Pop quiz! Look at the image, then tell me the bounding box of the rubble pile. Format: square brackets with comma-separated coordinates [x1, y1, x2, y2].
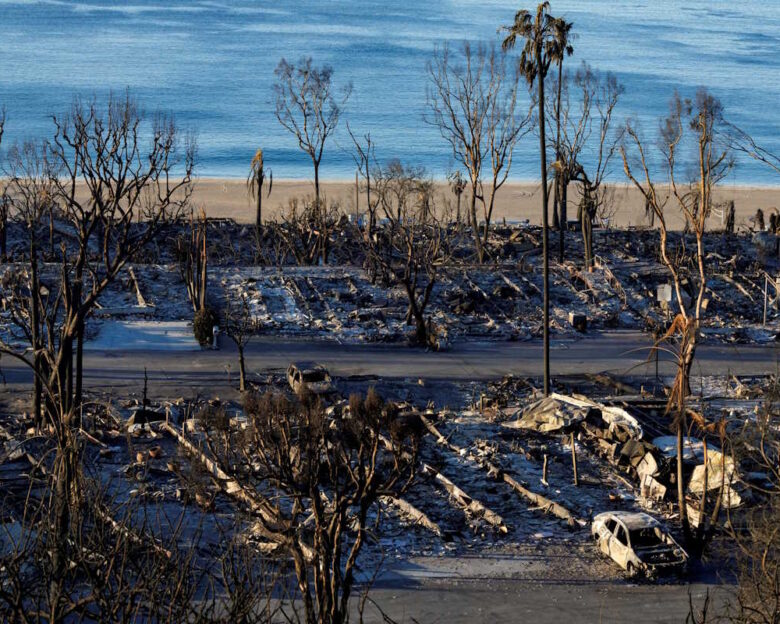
[498, 389, 757, 532]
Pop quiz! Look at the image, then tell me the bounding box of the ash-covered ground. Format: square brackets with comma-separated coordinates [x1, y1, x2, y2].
[1, 221, 778, 348]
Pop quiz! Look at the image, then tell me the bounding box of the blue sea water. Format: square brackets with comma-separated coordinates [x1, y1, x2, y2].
[1, 0, 779, 183]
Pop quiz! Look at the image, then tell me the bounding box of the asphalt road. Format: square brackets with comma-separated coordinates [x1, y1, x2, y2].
[359, 552, 730, 623]
[1, 331, 777, 394]
[362, 580, 725, 624]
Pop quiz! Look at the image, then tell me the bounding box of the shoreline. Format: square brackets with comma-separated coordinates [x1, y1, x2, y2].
[195, 175, 780, 190]
[189, 177, 780, 230]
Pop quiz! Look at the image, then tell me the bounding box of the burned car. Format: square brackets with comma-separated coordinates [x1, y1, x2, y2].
[592, 511, 688, 578]
[286, 362, 333, 395]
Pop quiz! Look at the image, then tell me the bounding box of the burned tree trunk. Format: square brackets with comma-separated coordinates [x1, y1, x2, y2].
[558, 175, 568, 262]
[581, 199, 594, 271]
[221, 295, 256, 392]
[725, 200, 735, 234]
[0, 204, 7, 261]
[177, 211, 209, 313]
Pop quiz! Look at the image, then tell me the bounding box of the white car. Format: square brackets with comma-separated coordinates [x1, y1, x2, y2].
[591, 511, 688, 578]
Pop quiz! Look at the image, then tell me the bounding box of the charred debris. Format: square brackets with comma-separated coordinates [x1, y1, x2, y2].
[1, 365, 775, 583]
[1, 217, 778, 347]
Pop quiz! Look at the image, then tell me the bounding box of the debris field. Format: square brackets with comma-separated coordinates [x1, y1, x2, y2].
[1, 368, 773, 583]
[1, 221, 778, 347]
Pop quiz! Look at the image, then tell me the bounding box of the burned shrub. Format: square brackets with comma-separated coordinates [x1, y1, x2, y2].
[195, 388, 420, 624]
[197, 402, 230, 432]
[274, 195, 343, 266]
[363, 164, 452, 347]
[193, 306, 217, 346]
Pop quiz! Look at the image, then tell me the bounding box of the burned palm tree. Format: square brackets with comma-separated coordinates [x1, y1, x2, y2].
[502, 2, 559, 396]
[247, 147, 272, 241]
[448, 170, 466, 225]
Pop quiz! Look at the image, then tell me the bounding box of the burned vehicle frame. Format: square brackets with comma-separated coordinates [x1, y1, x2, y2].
[286, 361, 334, 395]
[591, 511, 688, 578]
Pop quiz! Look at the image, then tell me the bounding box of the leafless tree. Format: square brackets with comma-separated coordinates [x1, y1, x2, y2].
[727, 124, 780, 234]
[373, 159, 428, 223]
[274, 57, 351, 263]
[427, 41, 530, 262]
[49, 94, 194, 412]
[727, 122, 780, 177]
[2, 140, 57, 431]
[687, 382, 780, 624]
[723, 384, 780, 624]
[0, 94, 194, 618]
[366, 168, 452, 348]
[550, 63, 623, 269]
[220, 293, 257, 392]
[0, 107, 8, 260]
[347, 123, 378, 237]
[176, 208, 209, 314]
[199, 389, 420, 624]
[621, 89, 733, 554]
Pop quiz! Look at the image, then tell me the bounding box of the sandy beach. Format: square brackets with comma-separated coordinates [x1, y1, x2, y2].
[191, 177, 780, 231]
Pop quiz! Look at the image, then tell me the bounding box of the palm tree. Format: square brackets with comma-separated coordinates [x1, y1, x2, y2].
[248, 148, 272, 240]
[551, 17, 574, 261]
[502, 2, 558, 396]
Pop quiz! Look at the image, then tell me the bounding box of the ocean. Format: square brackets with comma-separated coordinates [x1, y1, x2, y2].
[1, 0, 779, 183]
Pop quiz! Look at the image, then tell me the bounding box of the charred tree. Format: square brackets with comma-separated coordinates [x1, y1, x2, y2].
[621, 89, 733, 556]
[366, 166, 452, 348]
[427, 41, 529, 262]
[274, 57, 351, 264]
[220, 294, 257, 392]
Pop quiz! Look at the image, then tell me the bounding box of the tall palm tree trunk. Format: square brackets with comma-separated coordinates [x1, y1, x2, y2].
[556, 60, 565, 262]
[538, 63, 551, 396]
